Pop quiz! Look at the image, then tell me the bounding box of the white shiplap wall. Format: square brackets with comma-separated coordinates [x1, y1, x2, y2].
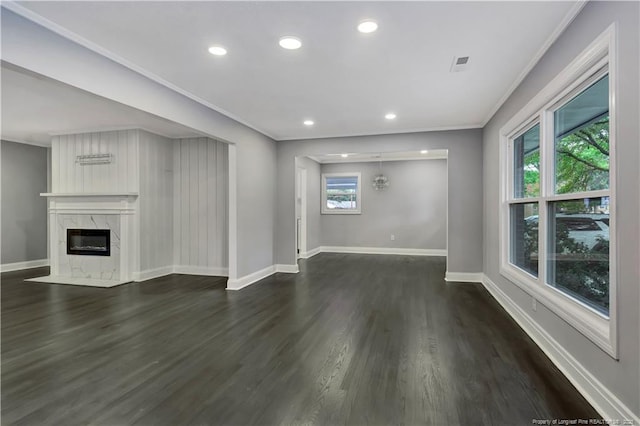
[173, 138, 228, 272]
[138, 130, 173, 273]
[52, 130, 139, 193]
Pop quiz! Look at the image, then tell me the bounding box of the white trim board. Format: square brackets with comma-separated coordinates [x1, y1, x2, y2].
[134, 265, 229, 282]
[320, 246, 447, 257]
[226, 263, 300, 291]
[0, 259, 49, 273]
[300, 247, 322, 259]
[444, 272, 483, 283]
[275, 264, 299, 274]
[133, 266, 174, 282]
[173, 265, 229, 277]
[482, 275, 639, 424]
[226, 265, 275, 291]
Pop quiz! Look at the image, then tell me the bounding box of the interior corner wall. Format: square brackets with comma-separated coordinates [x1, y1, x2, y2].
[296, 156, 321, 252]
[482, 1, 639, 416]
[319, 160, 447, 250]
[138, 130, 174, 273]
[173, 138, 228, 272]
[276, 129, 483, 273]
[0, 140, 48, 265]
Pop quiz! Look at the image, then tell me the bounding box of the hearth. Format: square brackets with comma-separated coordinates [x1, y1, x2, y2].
[67, 229, 110, 256]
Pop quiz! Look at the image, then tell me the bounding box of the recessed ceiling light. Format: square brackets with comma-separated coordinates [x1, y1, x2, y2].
[341, 153, 349, 158]
[279, 36, 302, 50]
[421, 150, 428, 154]
[303, 120, 314, 126]
[358, 20, 378, 33]
[208, 46, 227, 56]
[385, 113, 397, 120]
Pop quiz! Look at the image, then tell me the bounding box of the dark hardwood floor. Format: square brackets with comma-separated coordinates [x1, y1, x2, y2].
[2, 254, 598, 425]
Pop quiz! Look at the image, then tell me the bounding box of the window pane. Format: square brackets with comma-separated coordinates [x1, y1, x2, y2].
[326, 176, 358, 210]
[555, 75, 609, 194]
[513, 124, 540, 198]
[510, 203, 539, 276]
[547, 197, 610, 315]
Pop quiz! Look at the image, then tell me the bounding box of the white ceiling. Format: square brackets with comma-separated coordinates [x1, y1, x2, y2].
[8, 1, 581, 142]
[1, 64, 202, 146]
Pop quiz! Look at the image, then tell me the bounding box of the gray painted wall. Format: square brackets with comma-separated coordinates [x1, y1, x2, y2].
[1, 140, 48, 264]
[276, 129, 483, 273]
[296, 156, 321, 252]
[319, 160, 447, 250]
[482, 1, 639, 415]
[236, 137, 277, 276]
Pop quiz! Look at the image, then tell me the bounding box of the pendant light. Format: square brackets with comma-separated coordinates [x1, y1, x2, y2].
[372, 154, 389, 190]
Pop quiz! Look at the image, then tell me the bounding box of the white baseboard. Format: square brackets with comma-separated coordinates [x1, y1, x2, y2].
[0, 259, 49, 273]
[226, 263, 300, 291]
[482, 274, 639, 424]
[275, 264, 299, 273]
[444, 271, 483, 283]
[133, 266, 175, 282]
[300, 246, 321, 259]
[134, 265, 229, 282]
[320, 246, 447, 256]
[173, 265, 229, 277]
[227, 265, 276, 291]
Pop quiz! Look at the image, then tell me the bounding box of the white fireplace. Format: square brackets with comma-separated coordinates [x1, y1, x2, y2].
[28, 193, 138, 287]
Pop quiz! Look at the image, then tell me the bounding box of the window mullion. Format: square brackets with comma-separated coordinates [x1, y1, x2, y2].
[539, 110, 555, 288]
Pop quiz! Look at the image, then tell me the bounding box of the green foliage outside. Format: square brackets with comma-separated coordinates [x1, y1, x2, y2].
[520, 116, 610, 314]
[522, 116, 609, 196]
[555, 116, 609, 194]
[552, 224, 609, 312]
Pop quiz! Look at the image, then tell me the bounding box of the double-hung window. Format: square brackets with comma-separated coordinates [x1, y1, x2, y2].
[321, 172, 362, 214]
[500, 27, 617, 357]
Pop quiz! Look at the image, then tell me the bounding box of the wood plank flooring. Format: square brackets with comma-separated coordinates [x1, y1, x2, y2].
[1, 254, 599, 425]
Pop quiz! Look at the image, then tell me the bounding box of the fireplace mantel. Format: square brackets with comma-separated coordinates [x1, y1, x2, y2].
[28, 192, 140, 287]
[40, 192, 138, 198]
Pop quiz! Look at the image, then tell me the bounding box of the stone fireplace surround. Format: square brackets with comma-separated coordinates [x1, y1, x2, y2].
[27, 193, 138, 287]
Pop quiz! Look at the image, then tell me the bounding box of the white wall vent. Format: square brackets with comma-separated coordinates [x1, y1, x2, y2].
[451, 56, 470, 72]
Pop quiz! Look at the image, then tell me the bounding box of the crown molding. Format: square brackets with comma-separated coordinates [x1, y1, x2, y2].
[481, 0, 588, 127]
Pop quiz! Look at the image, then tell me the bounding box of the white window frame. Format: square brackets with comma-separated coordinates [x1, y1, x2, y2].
[321, 172, 362, 215]
[499, 25, 618, 358]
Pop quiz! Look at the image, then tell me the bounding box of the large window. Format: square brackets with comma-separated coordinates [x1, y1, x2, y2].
[321, 172, 361, 214]
[500, 28, 616, 357]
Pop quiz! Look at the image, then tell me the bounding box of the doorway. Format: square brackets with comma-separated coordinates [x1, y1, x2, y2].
[296, 166, 307, 259]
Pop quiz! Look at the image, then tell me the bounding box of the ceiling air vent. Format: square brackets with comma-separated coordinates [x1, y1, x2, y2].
[451, 55, 470, 72]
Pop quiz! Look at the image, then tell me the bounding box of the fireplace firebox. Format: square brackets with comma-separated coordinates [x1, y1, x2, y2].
[67, 229, 111, 256]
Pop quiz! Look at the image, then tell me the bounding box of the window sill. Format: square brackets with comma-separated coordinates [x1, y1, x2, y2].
[321, 210, 361, 215]
[499, 264, 616, 359]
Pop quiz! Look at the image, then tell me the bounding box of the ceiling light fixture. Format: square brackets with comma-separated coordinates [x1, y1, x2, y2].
[208, 46, 227, 56]
[358, 20, 378, 33]
[421, 150, 428, 154]
[303, 120, 314, 126]
[385, 113, 397, 120]
[372, 154, 389, 191]
[279, 36, 302, 50]
[341, 153, 349, 158]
